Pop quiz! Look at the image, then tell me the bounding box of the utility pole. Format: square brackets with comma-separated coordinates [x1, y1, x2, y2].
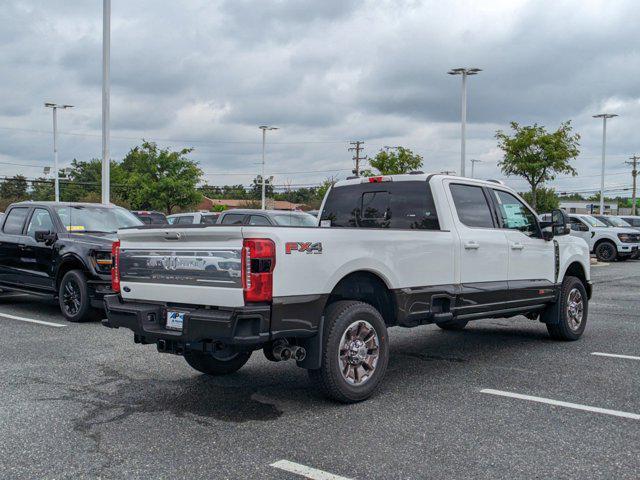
[349, 141, 365, 176]
[470, 159, 482, 178]
[259, 125, 278, 210]
[102, 0, 111, 204]
[44, 103, 73, 202]
[625, 155, 639, 215]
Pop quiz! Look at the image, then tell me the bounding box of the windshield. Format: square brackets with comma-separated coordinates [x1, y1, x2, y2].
[55, 205, 143, 233]
[582, 215, 607, 228]
[272, 213, 318, 227]
[604, 216, 631, 227]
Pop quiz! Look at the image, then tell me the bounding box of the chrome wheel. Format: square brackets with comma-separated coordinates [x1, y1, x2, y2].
[338, 320, 380, 385]
[62, 279, 81, 316]
[566, 288, 584, 331]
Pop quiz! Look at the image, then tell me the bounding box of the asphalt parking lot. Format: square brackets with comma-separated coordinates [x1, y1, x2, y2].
[1, 262, 638, 480]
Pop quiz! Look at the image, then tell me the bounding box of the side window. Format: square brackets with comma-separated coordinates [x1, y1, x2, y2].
[200, 215, 218, 225]
[167, 217, 177, 224]
[492, 190, 538, 236]
[3, 208, 29, 235]
[449, 184, 495, 228]
[27, 209, 54, 238]
[221, 214, 245, 225]
[248, 215, 271, 226]
[176, 216, 194, 225]
[570, 218, 588, 231]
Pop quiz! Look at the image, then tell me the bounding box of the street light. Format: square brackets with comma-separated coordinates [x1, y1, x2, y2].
[448, 67, 482, 177]
[259, 126, 278, 210]
[470, 158, 483, 178]
[593, 113, 618, 214]
[102, 0, 111, 204]
[44, 102, 73, 202]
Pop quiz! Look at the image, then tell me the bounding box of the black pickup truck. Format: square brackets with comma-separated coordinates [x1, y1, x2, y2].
[0, 201, 142, 321]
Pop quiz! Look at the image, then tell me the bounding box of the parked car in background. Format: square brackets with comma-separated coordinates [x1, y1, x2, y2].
[0, 202, 143, 321]
[593, 214, 633, 229]
[566, 214, 639, 261]
[131, 210, 168, 225]
[216, 209, 318, 226]
[167, 212, 220, 225]
[618, 215, 640, 230]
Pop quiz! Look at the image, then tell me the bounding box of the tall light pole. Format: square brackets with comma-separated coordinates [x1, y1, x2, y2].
[44, 103, 73, 202]
[102, 0, 111, 205]
[448, 67, 481, 177]
[470, 159, 483, 178]
[593, 113, 618, 214]
[259, 126, 278, 210]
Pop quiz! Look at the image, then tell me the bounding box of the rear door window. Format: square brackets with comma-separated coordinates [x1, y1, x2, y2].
[220, 214, 246, 225]
[200, 214, 218, 225]
[3, 207, 29, 235]
[176, 216, 194, 225]
[449, 184, 495, 228]
[320, 181, 439, 230]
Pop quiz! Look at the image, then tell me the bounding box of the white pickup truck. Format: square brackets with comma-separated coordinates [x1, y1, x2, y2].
[569, 214, 639, 262]
[104, 174, 592, 402]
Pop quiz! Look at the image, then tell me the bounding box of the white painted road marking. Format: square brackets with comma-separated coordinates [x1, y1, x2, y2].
[481, 389, 640, 420]
[592, 352, 640, 361]
[271, 460, 353, 480]
[0, 312, 67, 328]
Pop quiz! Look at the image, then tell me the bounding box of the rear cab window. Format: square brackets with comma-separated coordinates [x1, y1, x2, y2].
[2, 207, 29, 235]
[320, 180, 439, 230]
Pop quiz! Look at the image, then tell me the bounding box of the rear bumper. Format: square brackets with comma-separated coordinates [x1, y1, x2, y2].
[102, 294, 271, 348]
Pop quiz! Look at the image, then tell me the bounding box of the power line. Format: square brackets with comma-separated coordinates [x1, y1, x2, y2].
[624, 155, 639, 215]
[348, 141, 365, 176]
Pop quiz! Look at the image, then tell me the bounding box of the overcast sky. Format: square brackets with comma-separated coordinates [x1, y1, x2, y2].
[1, 0, 639, 195]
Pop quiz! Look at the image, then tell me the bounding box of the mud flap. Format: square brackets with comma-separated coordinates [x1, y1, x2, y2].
[296, 315, 324, 370]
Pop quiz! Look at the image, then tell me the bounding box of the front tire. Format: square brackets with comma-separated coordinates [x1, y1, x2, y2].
[184, 350, 251, 375]
[308, 300, 389, 403]
[594, 241, 617, 262]
[542, 275, 588, 341]
[58, 270, 93, 322]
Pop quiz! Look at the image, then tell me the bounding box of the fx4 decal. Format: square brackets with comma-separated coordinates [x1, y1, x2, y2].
[285, 242, 323, 254]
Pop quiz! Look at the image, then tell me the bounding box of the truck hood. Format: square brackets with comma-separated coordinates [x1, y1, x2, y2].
[67, 231, 117, 248]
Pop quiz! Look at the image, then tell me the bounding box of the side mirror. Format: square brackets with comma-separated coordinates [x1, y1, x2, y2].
[551, 209, 570, 236]
[35, 230, 57, 245]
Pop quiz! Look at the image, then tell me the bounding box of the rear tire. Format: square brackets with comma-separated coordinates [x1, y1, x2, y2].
[436, 319, 468, 331]
[184, 350, 251, 375]
[308, 300, 389, 403]
[594, 241, 617, 262]
[542, 275, 588, 341]
[58, 270, 93, 322]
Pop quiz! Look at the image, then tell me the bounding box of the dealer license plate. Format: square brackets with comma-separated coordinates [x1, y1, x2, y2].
[166, 311, 186, 331]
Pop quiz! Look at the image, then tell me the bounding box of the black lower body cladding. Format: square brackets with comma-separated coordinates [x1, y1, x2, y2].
[102, 294, 271, 347]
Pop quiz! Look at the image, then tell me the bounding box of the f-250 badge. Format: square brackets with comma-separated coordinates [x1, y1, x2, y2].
[285, 242, 323, 254]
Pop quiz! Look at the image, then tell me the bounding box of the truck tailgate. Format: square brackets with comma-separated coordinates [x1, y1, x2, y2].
[117, 227, 244, 307]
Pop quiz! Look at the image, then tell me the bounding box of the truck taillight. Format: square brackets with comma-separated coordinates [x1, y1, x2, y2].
[242, 238, 275, 303]
[111, 240, 121, 293]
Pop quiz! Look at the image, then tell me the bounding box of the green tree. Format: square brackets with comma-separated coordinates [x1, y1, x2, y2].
[30, 178, 54, 201]
[363, 147, 423, 176]
[0, 175, 29, 200]
[520, 187, 559, 213]
[120, 141, 202, 214]
[249, 175, 274, 200]
[496, 121, 579, 210]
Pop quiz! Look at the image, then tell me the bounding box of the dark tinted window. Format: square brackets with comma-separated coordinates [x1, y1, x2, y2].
[176, 216, 194, 225]
[221, 213, 246, 225]
[622, 217, 640, 227]
[320, 180, 439, 230]
[450, 184, 494, 228]
[200, 214, 218, 225]
[248, 215, 271, 226]
[3, 208, 29, 235]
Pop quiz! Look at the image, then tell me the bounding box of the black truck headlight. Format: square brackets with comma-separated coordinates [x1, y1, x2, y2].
[93, 251, 113, 273]
[617, 233, 633, 243]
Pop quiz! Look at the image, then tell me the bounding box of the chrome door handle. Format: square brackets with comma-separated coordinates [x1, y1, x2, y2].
[511, 242, 524, 250]
[464, 241, 480, 250]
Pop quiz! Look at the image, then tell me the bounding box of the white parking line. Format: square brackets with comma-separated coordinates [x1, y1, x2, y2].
[481, 389, 640, 420]
[591, 352, 640, 361]
[270, 460, 353, 480]
[0, 312, 66, 328]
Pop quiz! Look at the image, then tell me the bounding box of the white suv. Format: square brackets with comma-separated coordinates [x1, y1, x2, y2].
[568, 214, 640, 261]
